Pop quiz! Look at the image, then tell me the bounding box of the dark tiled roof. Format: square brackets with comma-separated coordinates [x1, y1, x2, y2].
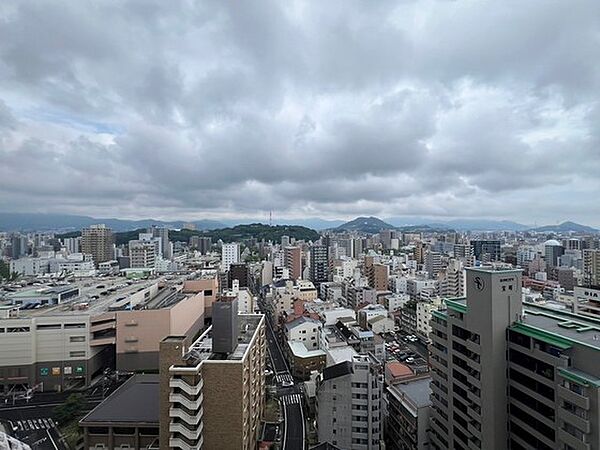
[322, 360, 353, 382]
[80, 374, 159, 425]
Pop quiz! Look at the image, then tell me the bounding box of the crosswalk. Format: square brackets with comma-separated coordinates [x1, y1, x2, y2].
[280, 393, 302, 406]
[12, 418, 54, 432]
[275, 373, 294, 384]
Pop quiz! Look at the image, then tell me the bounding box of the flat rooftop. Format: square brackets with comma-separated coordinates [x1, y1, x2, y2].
[388, 377, 432, 409]
[181, 314, 263, 365]
[516, 304, 600, 351]
[80, 374, 159, 425]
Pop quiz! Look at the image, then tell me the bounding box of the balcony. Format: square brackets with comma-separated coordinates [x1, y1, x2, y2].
[170, 378, 204, 396]
[170, 393, 204, 411]
[557, 428, 590, 450]
[169, 422, 204, 441]
[169, 436, 203, 450]
[169, 407, 203, 425]
[558, 385, 589, 410]
[558, 407, 591, 434]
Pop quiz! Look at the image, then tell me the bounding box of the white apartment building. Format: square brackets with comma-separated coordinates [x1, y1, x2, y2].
[221, 242, 240, 271]
[284, 316, 322, 349]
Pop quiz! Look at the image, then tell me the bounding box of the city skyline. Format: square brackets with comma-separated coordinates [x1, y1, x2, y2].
[1, 2, 600, 225]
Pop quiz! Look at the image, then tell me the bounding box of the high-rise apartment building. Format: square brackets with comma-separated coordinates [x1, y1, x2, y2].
[10, 234, 27, 259]
[221, 242, 240, 271]
[470, 240, 501, 262]
[429, 267, 600, 450]
[159, 299, 266, 450]
[429, 267, 523, 450]
[545, 239, 565, 271]
[583, 249, 600, 287]
[150, 226, 171, 259]
[317, 355, 383, 449]
[439, 259, 465, 298]
[453, 244, 474, 260]
[310, 245, 329, 286]
[284, 246, 302, 280]
[81, 224, 114, 266]
[425, 252, 443, 279]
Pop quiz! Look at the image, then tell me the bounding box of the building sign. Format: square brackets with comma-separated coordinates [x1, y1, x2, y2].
[52, 367, 61, 376]
[575, 286, 600, 301]
[64, 367, 72, 375]
[40, 368, 49, 376]
[473, 276, 485, 291]
[75, 366, 84, 374]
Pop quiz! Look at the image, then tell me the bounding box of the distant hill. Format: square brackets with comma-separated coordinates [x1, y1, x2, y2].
[529, 221, 598, 234]
[336, 216, 396, 234]
[58, 223, 320, 245]
[0, 212, 225, 232]
[218, 217, 345, 230]
[386, 217, 528, 231]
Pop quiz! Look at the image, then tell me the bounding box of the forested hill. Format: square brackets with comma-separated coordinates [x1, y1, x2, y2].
[57, 223, 320, 245]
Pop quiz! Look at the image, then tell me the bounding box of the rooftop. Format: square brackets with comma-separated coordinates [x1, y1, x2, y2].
[388, 377, 432, 411]
[181, 314, 263, 365]
[80, 374, 159, 425]
[514, 304, 600, 352]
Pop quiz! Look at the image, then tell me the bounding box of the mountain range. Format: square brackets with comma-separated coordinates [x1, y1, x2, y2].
[0, 213, 226, 232]
[0, 212, 597, 234]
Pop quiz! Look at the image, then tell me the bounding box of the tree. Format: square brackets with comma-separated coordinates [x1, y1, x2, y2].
[53, 393, 86, 425]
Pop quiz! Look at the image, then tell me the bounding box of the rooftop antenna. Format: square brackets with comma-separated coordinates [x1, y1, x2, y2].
[269, 210, 272, 227]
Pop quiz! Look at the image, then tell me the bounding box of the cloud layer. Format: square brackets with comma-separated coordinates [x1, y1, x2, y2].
[1, 1, 599, 224]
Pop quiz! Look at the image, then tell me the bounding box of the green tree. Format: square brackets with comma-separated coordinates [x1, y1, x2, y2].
[53, 393, 86, 425]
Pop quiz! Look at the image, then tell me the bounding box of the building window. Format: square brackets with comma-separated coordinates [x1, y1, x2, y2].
[70, 336, 86, 343]
[69, 351, 86, 358]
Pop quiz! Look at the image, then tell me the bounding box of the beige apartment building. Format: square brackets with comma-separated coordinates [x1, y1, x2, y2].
[159, 298, 266, 450]
[81, 224, 115, 266]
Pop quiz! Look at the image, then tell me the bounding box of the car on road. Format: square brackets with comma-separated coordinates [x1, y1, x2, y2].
[282, 380, 294, 387]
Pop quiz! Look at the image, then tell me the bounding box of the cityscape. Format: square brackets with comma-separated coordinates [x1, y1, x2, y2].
[1, 218, 600, 450]
[1, 1, 600, 450]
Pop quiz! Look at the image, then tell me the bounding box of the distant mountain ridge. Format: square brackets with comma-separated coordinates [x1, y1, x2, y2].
[0, 213, 225, 232]
[528, 221, 598, 233]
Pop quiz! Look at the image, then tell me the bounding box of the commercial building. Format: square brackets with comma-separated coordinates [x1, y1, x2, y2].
[0, 311, 109, 392]
[0, 283, 206, 392]
[284, 246, 302, 281]
[310, 245, 329, 286]
[316, 354, 383, 449]
[159, 299, 266, 450]
[429, 266, 600, 450]
[81, 224, 114, 267]
[470, 240, 501, 262]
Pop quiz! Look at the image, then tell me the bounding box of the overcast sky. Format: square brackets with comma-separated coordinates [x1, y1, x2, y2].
[1, 1, 599, 225]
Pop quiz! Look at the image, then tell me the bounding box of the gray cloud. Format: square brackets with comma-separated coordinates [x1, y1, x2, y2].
[0, 0, 599, 225]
